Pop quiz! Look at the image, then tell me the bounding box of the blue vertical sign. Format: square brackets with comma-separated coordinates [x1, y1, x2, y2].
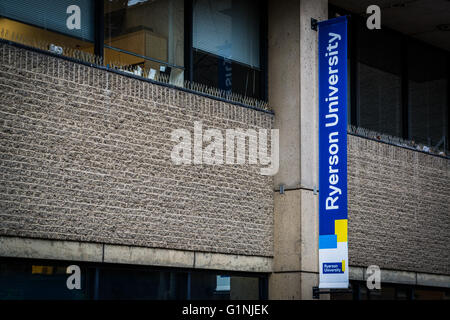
[318, 16, 348, 289]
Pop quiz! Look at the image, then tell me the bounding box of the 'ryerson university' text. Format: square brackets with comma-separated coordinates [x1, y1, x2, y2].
[324, 32, 342, 210]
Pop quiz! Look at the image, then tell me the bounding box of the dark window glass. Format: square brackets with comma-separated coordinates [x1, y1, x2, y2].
[407, 41, 448, 150]
[414, 287, 450, 300]
[99, 267, 187, 300]
[104, 0, 184, 85]
[356, 21, 402, 137]
[0, 260, 91, 300]
[190, 272, 261, 300]
[0, 259, 268, 300]
[368, 285, 396, 300]
[0, 0, 94, 57]
[192, 0, 264, 100]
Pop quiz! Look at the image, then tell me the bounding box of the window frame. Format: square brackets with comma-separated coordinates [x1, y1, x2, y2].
[183, 0, 268, 101]
[331, 5, 450, 151]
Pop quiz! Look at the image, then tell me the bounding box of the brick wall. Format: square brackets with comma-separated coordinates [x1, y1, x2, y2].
[0, 43, 274, 257]
[348, 135, 450, 275]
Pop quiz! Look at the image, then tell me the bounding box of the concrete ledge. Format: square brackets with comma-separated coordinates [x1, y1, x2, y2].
[4, 235, 448, 283]
[371, 269, 416, 286]
[0, 236, 103, 262]
[0, 236, 272, 273]
[350, 266, 450, 288]
[417, 273, 450, 288]
[195, 252, 273, 273]
[349, 266, 364, 281]
[103, 244, 194, 269]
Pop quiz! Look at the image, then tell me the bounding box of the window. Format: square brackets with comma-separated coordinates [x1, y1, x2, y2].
[331, 6, 449, 153]
[355, 18, 403, 138]
[191, 0, 266, 100]
[408, 41, 448, 148]
[1, 0, 268, 102]
[0, 260, 90, 300]
[0, 258, 268, 300]
[190, 272, 262, 300]
[104, 0, 184, 85]
[99, 267, 188, 300]
[0, 0, 95, 57]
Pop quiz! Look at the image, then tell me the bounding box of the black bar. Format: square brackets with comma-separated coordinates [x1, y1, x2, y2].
[93, 267, 100, 300]
[184, 0, 193, 82]
[313, 286, 353, 299]
[259, 276, 268, 300]
[1, 300, 445, 318]
[311, 18, 318, 31]
[94, 0, 104, 61]
[401, 36, 409, 140]
[353, 282, 361, 300]
[186, 272, 191, 300]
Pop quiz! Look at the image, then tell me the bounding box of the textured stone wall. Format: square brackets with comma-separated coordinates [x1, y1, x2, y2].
[348, 135, 450, 275]
[1, 43, 449, 275]
[0, 44, 274, 257]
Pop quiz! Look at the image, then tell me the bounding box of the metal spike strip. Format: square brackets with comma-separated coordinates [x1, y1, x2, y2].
[0, 27, 271, 111]
[348, 125, 447, 157]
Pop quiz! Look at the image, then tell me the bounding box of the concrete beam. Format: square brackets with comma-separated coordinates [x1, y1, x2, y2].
[269, 272, 302, 299]
[0, 236, 103, 262]
[269, 0, 301, 187]
[349, 266, 364, 281]
[417, 273, 450, 289]
[103, 244, 194, 269]
[300, 189, 319, 273]
[194, 252, 273, 273]
[0, 236, 272, 273]
[370, 269, 416, 286]
[273, 190, 302, 272]
[299, 0, 327, 190]
[350, 266, 450, 288]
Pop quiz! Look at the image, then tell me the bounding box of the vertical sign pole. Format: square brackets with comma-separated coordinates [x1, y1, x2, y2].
[318, 16, 349, 289]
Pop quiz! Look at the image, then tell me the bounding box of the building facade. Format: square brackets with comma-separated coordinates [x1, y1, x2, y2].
[0, 0, 449, 300]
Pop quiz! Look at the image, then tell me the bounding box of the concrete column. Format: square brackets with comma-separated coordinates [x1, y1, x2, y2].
[268, 0, 327, 300]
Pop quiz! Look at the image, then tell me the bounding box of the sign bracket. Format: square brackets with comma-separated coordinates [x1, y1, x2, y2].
[311, 18, 318, 31]
[312, 286, 353, 299]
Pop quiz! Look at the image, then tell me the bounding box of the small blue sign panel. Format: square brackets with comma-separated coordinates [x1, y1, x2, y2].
[323, 262, 344, 274]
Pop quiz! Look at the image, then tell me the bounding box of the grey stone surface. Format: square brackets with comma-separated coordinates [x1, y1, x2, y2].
[195, 252, 273, 273]
[103, 244, 195, 268]
[349, 266, 364, 281]
[268, 0, 301, 188]
[0, 236, 102, 262]
[416, 273, 450, 288]
[366, 268, 416, 286]
[268, 0, 327, 300]
[273, 190, 302, 272]
[351, 266, 450, 288]
[0, 41, 449, 278]
[348, 135, 450, 275]
[269, 272, 301, 300]
[0, 43, 274, 257]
